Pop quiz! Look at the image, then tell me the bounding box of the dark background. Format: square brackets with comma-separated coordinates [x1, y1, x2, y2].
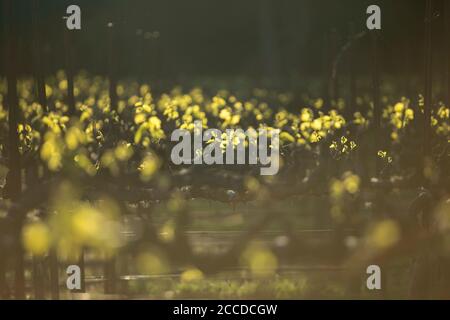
[0, 0, 444, 83]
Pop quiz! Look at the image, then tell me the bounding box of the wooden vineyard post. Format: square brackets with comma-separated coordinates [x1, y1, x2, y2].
[329, 28, 339, 105]
[322, 29, 339, 111]
[407, 0, 435, 298]
[3, 0, 22, 203]
[347, 23, 361, 298]
[0, 0, 7, 300]
[32, 256, 45, 299]
[104, 257, 117, 294]
[402, 37, 412, 99]
[26, 162, 44, 299]
[64, 29, 76, 115]
[30, 0, 46, 299]
[446, 0, 450, 107]
[108, 22, 118, 112]
[370, 25, 390, 298]
[135, 29, 144, 85]
[49, 249, 59, 300]
[151, 31, 162, 95]
[347, 22, 357, 120]
[32, 0, 48, 112]
[105, 17, 118, 294]
[322, 33, 330, 109]
[3, 0, 25, 299]
[65, 15, 86, 295]
[371, 31, 381, 174]
[423, 0, 433, 184]
[0, 255, 6, 298]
